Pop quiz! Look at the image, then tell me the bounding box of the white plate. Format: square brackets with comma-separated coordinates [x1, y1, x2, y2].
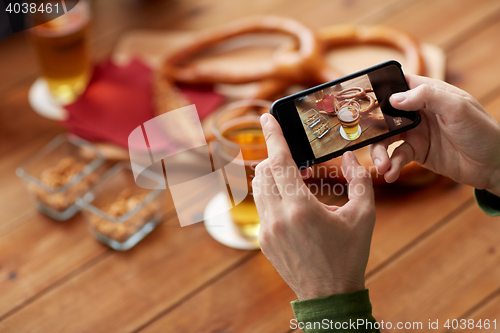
[340, 125, 362, 141]
[203, 192, 260, 250]
[28, 78, 68, 121]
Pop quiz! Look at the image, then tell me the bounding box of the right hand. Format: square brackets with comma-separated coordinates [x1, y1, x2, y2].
[370, 74, 500, 196]
[253, 114, 376, 301]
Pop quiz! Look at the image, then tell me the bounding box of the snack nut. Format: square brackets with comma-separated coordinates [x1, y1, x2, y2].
[88, 189, 160, 243]
[28, 156, 99, 212]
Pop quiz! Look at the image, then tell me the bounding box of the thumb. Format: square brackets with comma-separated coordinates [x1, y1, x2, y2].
[341, 151, 374, 210]
[390, 83, 463, 118]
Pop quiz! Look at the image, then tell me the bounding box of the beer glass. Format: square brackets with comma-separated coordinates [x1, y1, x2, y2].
[212, 100, 270, 240]
[27, 0, 91, 104]
[314, 89, 324, 103]
[338, 101, 361, 140]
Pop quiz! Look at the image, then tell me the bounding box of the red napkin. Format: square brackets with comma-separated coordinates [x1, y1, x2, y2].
[62, 59, 224, 150]
[315, 94, 337, 113]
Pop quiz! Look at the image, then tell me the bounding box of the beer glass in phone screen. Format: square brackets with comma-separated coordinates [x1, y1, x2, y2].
[294, 74, 403, 159]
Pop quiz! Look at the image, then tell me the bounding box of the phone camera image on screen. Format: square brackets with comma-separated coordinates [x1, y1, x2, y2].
[293, 73, 388, 159]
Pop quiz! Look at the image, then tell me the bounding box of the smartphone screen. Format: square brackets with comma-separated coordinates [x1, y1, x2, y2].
[271, 61, 420, 167]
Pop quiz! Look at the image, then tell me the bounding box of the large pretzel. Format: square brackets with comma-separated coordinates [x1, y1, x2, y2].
[161, 16, 328, 85]
[317, 25, 426, 79]
[337, 87, 377, 113]
[336, 87, 365, 99]
[157, 19, 426, 105]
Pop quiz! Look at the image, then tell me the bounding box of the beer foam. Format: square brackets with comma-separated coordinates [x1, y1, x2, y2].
[338, 109, 357, 122]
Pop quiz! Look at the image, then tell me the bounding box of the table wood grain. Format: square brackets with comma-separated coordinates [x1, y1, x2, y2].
[1, 0, 500, 332]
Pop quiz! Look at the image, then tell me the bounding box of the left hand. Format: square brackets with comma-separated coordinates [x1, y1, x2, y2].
[253, 113, 376, 300]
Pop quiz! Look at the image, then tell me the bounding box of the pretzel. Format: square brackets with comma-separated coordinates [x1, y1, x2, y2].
[161, 16, 327, 85]
[250, 79, 293, 101]
[338, 88, 377, 113]
[158, 19, 425, 105]
[358, 94, 377, 113]
[318, 25, 425, 77]
[336, 87, 365, 99]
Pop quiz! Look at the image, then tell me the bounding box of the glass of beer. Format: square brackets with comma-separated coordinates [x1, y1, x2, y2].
[212, 100, 270, 240]
[27, 0, 91, 104]
[314, 89, 324, 103]
[338, 101, 361, 140]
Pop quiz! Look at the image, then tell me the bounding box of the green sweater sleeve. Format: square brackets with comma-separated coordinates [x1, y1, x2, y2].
[475, 189, 500, 216]
[290, 289, 380, 332]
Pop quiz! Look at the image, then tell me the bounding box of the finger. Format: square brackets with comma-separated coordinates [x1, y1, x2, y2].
[325, 205, 340, 212]
[299, 167, 312, 179]
[341, 151, 374, 210]
[253, 159, 281, 207]
[252, 172, 267, 217]
[384, 142, 415, 183]
[369, 132, 406, 174]
[405, 74, 469, 98]
[390, 80, 466, 119]
[369, 138, 390, 175]
[405, 74, 485, 111]
[260, 114, 305, 198]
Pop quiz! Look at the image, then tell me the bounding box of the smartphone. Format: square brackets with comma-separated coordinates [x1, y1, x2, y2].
[270, 60, 421, 168]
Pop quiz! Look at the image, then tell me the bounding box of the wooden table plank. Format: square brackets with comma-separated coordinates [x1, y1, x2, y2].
[367, 204, 500, 332]
[484, 93, 500, 122]
[0, 213, 109, 320]
[140, 253, 295, 333]
[368, 181, 473, 272]
[446, 19, 500, 101]
[367, 0, 500, 50]
[0, 132, 68, 234]
[455, 291, 500, 333]
[0, 224, 253, 333]
[0, 34, 38, 94]
[139, 0, 405, 30]
[0, 83, 63, 155]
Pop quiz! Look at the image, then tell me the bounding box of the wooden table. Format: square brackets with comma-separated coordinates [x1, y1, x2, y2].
[1, 0, 500, 332]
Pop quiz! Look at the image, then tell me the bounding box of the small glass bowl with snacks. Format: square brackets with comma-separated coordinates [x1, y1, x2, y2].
[77, 162, 164, 251]
[16, 134, 105, 221]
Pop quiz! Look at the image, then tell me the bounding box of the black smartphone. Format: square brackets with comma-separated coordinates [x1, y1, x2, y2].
[270, 60, 421, 168]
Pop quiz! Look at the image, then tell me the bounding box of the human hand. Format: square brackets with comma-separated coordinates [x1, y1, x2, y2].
[370, 74, 500, 196]
[253, 113, 376, 301]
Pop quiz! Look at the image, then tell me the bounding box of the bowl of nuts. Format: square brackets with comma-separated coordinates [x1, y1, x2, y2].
[16, 134, 105, 221]
[77, 162, 164, 251]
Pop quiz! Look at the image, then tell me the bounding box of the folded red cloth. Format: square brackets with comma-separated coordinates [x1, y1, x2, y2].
[315, 94, 336, 113]
[62, 59, 224, 150]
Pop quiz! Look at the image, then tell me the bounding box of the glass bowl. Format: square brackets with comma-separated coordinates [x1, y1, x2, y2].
[77, 162, 164, 251]
[16, 134, 105, 221]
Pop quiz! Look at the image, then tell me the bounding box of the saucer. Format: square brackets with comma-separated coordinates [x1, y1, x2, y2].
[28, 78, 68, 121]
[203, 192, 260, 250]
[340, 125, 361, 141]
